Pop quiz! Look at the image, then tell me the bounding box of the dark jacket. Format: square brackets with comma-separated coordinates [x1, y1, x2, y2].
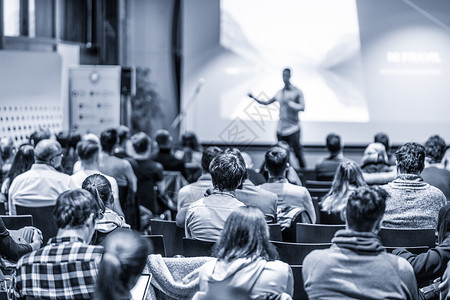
[393, 235, 450, 287]
[0, 218, 32, 261]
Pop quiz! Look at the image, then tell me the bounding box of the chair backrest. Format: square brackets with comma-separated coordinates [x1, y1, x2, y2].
[182, 238, 215, 257]
[1, 215, 33, 230]
[268, 223, 282, 241]
[16, 205, 57, 244]
[272, 241, 331, 265]
[305, 180, 333, 189]
[319, 210, 345, 225]
[379, 227, 436, 248]
[282, 211, 312, 243]
[307, 188, 330, 198]
[290, 265, 308, 300]
[142, 235, 166, 256]
[298, 169, 316, 182]
[150, 219, 185, 256]
[384, 246, 429, 255]
[296, 223, 345, 243]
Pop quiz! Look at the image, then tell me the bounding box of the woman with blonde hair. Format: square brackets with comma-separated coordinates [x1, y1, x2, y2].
[360, 142, 396, 185]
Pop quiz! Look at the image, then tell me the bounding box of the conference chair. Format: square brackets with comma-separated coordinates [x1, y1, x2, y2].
[298, 169, 316, 182]
[384, 246, 429, 255]
[305, 180, 333, 189]
[15, 205, 57, 244]
[319, 210, 345, 225]
[268, 223, 282, 241]
[291, 265, 308, 300]
[282, 210, 313, 243]
[0, 215, 33, 230]
[150, 219, 185, 256]
[182, 238, 214, 257]
[271, 241, 331, 265]
[142, 235, 167, 257]
[378, 227, 436, 248]
[296, 223, 345, 243]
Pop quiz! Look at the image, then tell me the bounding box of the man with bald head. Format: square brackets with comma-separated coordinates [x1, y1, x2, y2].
[9, 139, 77, 214]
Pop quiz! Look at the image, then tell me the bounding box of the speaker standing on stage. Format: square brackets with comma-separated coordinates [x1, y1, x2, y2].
[248, 68, 306, 168]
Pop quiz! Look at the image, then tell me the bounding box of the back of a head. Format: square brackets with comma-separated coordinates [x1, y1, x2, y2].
[265, 146, 288, 177]
[54, 189, 100, 229]
[69, 132, 82, 149]
[29, 129, 51, 147]
[374, 133, 390, 152]
[34, 139, 61, 163]
[131, 132, 151, 154]
[154, 129, 173, 150]
[181, 131, 201, 151]
[100, 129, 118, 153]
[117, 125, 130, 144]
[362, 142, 388, 165]
[82, 174, 112, 212]
[326, 133, 341, 154]
[0, 137, 15, 161]
[77, 140, 100, 161]
[396, 142, 426, 174]
[210, 153, 246, 191]
[96, 230, 152, 300]
[346, 186, 388, 232]
[56, 131, 70, 149]
[213, 206, 277, 262]
[331, 161, 366, 191]
[7, 144, 34, 187]
[425, 135, 447, 164]
[201, 146, 223, 173]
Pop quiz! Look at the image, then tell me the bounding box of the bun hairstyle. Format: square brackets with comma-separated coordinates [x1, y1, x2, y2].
[54, 189, 100, 229]
[82, 174, 114, 213]
[96, 230, 152, 300]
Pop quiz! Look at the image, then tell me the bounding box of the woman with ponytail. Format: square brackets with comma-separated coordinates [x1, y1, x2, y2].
[96, 230, 152, 300]
[82, 174, 130, 245]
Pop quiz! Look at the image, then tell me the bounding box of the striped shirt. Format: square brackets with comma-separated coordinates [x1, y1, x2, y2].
[14, 236, 103, 299]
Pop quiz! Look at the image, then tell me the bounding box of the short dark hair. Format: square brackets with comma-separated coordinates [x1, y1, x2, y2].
[210, 153, 246, 191]
[374, 133, 390, 152]
[29, 129, 51, 147]
[69, 132, 81, 149]
[425, 135, 446, 164]
[283, 68, 291, 74]
[54, 189, 100, 229]
[56, 131, 70, 148]
[265, 146, 288, 177]
[181, 132, 201, 152]
[326, 133, 341, 154]
[77, 140, 99, 161]
[396, 142, 426, 174]
[346, 186, 388, 232]
[201, 146, 223, 172]
[131, 132, 150, 154]
[154, 130, 172, 150]
[100, 129, 118, 153]
[117, 125, 130, 144]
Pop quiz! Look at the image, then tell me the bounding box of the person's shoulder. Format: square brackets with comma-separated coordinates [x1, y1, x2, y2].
[257, 187, 278, 200]
[303, 248, 332, 270]
[383, 252, 415, 276]
[266, 259, 291, 271]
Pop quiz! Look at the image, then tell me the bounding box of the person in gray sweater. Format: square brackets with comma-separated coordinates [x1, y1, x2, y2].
[303, 186, 418, 300]
[382, 142, 447, 229]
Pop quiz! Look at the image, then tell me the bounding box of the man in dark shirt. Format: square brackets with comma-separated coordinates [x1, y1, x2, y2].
[152, 129, 188, 180]
[315, 133, 348, 181]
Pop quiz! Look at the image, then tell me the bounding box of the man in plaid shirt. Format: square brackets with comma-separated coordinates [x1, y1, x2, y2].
[14, 189, 104, 299]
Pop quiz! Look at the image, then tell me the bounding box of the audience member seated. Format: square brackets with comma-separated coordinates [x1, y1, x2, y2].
[96, 230, 151, 300]
[72, 133, 102, 174]
[175, 132, 203, 183]
[14, 189, 104, 299]
[128, 132, 163, 216]
[303, 186, 418, 299]
[8, 139, 77, 215]
[374, 132, 396, 166]
[99, 129, 137, 223]
[113, 125, 131, 159]
[0, 137, 15, 181]
[82, 174, 130, 245]
[1, 144, 34, 212]
[196, 206, 293, 299]
[383, 142, 447, 229]
[320, 161, 367, 223]
[315, 133, 348, 181]
[176, 146, 222, 227]
[185, 153, 245, 241]
[225, 148, 278, 224]
[259, 141, 302, 186]
[260, 146, 315, 229]
[71, 140, 123, 216]
[0, 217, 42, 262]
[360, 142, 396, 185]
[393, 204, 450, 294]
[421, 135, 450, 201]
[152, 129, 188, 180]
[241, 152, 266, 185]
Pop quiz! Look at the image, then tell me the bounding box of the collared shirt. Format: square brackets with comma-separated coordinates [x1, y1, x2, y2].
[8, 164, 77, 215]
[177, 174, 213, 211]
[185, 192, 245, 242]
[14, 236, 104, 300]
